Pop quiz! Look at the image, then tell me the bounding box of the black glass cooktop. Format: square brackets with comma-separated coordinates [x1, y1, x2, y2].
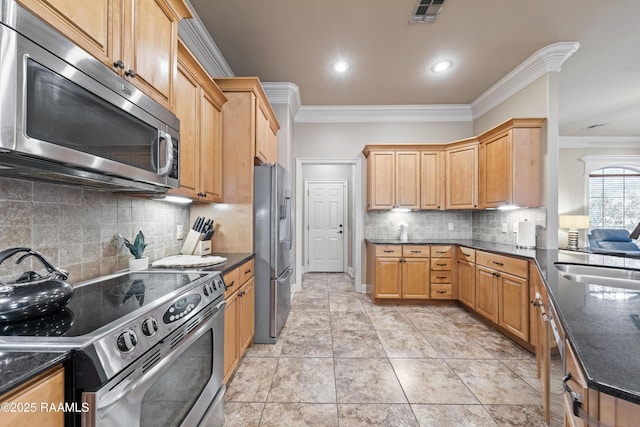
[0, 272, 208, 337]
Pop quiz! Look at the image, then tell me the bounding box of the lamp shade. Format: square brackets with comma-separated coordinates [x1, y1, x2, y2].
[559, 215, 590, 229]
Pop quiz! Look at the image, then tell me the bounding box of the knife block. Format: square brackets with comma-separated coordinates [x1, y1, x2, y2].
[194, 241, 211, 256]
[180, 229, 202, 255]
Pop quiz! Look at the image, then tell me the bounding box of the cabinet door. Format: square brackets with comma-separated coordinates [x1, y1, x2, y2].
[200, 90, 223, 201]
[375, 257, 402, 298]
[268, 126, 278, 164]
[445, 143, 478, 209]
[481, 132, 512, 208]
[458, 260, 475, 308]
[421, 150, 443, 210]
[0, 365, 64, 426]
[395, 151, 420, 209]
[17, 0, 119, 70]
[498, 272, 529, 341]
[475, 266, 498, 323]
[223, 291, 238, 384]
[402, 258, 430, 299]
[238, 278, 255, 354]
[255, 102, 270, 164]
[171, 60, 199, 199]
[123, 0, 177, 109]
[367, 151, 395, 210]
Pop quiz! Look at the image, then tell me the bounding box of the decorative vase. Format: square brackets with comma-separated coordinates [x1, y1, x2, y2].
[129, 257, 149, 271]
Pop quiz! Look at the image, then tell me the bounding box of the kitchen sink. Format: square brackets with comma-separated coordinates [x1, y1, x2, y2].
[555, 263, 640, 290]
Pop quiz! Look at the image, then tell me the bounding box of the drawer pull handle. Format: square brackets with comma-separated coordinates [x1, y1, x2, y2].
[562, 373, 583, 418]
[436, 250, 447, 254]
[436, 290, 447, 294]
[383, 250, 395, 253]
[436, 276, 447, 279]
[492, 261, 504, 266]
[411, 250, 422, 253]
[244, 269, 252, 274]
[228, 280, 235, 288]
[436, 263, 447, 266]
[464, 253, 471, 257]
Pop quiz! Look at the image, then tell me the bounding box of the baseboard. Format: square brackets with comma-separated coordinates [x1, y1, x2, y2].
[291, 281, 302, 296]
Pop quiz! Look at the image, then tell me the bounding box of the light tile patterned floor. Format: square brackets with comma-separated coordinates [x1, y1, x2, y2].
[223, 273, 564, 426]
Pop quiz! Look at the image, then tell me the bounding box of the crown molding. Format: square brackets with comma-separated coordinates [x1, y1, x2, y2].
[178, 1, 234, 78]
[471, 41, 580, 120]
[559, 136, 640, 149]
[263, 82, 302, 117]
[294, 104, 472, 123]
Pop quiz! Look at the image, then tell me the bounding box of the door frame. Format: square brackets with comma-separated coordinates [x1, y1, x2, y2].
[295, 157, 364, 292]
[304, 179, 349, 273]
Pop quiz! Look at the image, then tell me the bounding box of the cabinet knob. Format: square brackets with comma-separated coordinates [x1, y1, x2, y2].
[125, 69, 137, 78]
[114, 60, 125, 69]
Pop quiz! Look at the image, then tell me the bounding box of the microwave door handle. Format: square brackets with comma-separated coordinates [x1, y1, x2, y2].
[158, 130, 173, 176]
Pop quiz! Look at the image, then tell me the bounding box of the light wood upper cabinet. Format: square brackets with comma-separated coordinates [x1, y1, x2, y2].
[214, 77, 280, 166]
[445, 140, 479, 209]
[421, 150, 444, 210]
[169, 41, 226, 202]
[365, 149, 420, 210]
[19, 0, 191, 111]
[478, 118, 545, 209]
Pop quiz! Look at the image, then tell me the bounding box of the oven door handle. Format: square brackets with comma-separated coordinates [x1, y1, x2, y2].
[89, 304, 223, 413]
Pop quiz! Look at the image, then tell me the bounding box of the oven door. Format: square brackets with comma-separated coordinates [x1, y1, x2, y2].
[81, 301, 225, 427]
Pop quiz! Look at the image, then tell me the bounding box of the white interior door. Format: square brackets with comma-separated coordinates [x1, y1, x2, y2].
[306, 181, 346, 272]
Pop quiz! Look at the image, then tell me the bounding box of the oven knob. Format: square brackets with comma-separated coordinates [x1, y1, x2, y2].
[116, 330, 137, 353]
[203, 283, 213, 296]
[141, 317, 158, 337]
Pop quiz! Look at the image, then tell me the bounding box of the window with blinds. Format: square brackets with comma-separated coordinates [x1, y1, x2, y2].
[588, 167, 640, 230]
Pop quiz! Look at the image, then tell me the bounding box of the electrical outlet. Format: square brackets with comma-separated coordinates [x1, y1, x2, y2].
[513, 222, 519, 233]
[176, 225, 184, 240]
[448, 222, 454, 231]
[501, 223, 508, 233]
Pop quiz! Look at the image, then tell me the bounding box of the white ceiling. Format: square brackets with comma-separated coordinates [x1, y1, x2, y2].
[188, 0, 640, 137]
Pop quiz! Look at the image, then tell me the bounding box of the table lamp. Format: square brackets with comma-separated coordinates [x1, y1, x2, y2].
[559, 215, 590, 250]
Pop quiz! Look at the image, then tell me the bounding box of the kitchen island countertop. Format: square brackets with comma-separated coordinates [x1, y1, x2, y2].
[367, 238, 640, 404]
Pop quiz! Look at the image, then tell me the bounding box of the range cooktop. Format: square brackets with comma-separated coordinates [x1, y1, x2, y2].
[0, 270, 221, 338]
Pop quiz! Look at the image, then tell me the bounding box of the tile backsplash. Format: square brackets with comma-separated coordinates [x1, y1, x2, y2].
[0, 177, 189, 284]
[365, 210, 473, 240]
[365, 207, 547, 248]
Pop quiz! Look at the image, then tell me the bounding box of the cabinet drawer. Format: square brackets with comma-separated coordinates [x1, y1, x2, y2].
[431, 245, 452, 258]
[476, 251, 528, 278]
[375, 245, 402, 257]
[431, 284, 452, 299]
[431, 258, 452, 270]
[223, 267, 240, 298]
[457, 247, 476, 262]
[430, 271, 452, 283]
[239, 259, 255, 284]
[402, 245, 430, 258]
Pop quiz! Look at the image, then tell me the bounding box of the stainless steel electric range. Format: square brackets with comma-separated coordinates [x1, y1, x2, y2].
[0, 270, 227, 427]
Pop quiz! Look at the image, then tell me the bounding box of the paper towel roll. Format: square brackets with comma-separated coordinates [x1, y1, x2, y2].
[517, 221, 536, 248]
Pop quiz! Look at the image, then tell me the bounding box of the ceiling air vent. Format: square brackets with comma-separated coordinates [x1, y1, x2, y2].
[410, 0, 446, 23]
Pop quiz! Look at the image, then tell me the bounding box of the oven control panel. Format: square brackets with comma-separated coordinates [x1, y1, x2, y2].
[162, 294, 202, 324]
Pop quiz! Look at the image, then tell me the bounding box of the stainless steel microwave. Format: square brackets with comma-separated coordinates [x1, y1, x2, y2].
[0, 1, 180, 193]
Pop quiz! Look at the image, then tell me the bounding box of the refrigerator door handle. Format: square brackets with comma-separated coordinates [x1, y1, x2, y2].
[283, 196, 293, 250]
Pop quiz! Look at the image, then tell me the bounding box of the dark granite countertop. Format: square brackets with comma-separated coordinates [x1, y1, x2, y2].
[0, 253, 254, 397]
[0, 351, 69, 396]
[367, 238, 640, 404]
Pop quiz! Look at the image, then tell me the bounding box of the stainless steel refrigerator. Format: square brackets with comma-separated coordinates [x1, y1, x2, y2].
[254, 163, 293, 343]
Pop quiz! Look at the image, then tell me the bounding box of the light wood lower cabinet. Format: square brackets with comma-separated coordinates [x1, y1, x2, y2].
[223, 259, 255, 384]
[457, 247, 476, 308]
[0, 364, 64, 427]
[471, 251, 530, 342]
[367, 244, 432, 300]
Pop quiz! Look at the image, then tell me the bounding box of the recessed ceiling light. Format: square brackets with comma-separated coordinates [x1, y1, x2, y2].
[332, 61, 349, 73]
[431, 59, 453, 73]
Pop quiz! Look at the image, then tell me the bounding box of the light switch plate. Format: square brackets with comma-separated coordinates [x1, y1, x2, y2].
[501, 223, 508, 233]
[176, 225, 184, 240]
[448, 223, 454, 231]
